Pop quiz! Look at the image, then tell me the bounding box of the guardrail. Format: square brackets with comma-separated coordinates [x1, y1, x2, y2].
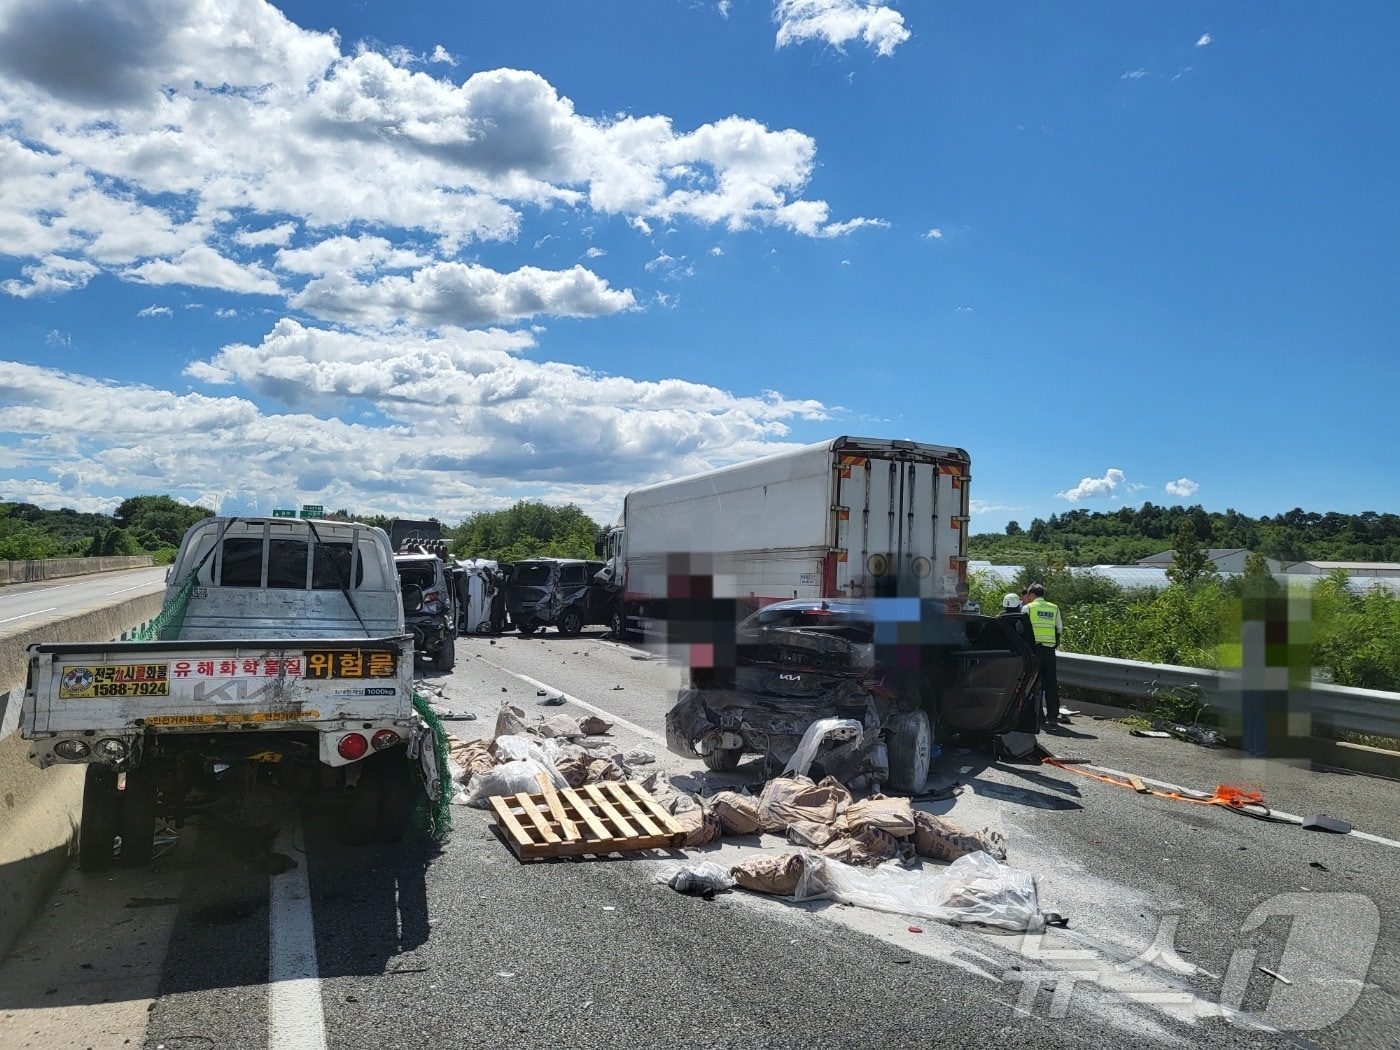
[1058, 652, 1400, 742]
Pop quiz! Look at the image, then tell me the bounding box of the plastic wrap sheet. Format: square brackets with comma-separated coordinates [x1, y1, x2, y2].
[791, 850, 1043, 932]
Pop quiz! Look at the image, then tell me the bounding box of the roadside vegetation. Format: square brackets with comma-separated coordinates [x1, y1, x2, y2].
[9, 494, 1399, 694]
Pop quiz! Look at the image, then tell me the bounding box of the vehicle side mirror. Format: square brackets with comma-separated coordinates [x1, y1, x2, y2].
[401, 584, 424, 614]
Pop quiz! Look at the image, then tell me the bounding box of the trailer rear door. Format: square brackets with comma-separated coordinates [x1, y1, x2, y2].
[833, 439, 969, 601]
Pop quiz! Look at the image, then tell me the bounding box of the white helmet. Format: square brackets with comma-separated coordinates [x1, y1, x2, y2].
[1002, 592, 1022, 610]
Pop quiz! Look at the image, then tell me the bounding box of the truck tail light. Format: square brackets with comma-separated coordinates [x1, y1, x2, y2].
[371, 729, 400, 751]
[337, 733, 369, 761]
[55, 739, 90, 760]
[94, 738, 129, 761]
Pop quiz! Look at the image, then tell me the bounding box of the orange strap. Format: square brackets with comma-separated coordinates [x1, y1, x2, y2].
[1041, 757, 1270, 817]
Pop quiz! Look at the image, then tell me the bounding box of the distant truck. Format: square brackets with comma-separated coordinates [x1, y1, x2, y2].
[20, 516, 439, 870]
[600, 436, 973, 639]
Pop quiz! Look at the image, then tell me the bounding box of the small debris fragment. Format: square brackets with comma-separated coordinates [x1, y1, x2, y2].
[601, 906, 616, 912]
[1309, 861, 1329, 871]
[907, 926, 923, 934]
[537, 689, 547, 696]
[1258, 966, 1292, 985]
[496, 971, 514, 978]
[612, 685, 624, 690]
[1130, 730, 1173, 738]
[1302, 814, 1352, 834]
[540, 695, 567, 707]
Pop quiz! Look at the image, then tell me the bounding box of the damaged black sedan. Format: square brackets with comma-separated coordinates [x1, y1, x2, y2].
[665, 597, 1041, 793]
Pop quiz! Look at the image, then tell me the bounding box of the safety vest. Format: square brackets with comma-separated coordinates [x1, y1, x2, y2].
[1025, 598, 1060, 647]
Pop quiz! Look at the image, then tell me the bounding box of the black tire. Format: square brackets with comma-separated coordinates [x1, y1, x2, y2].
[436, 637, 456, 671]
[557, 607, 583, 637]
[345, 763, 381, 845]
[702, 748, 742, 772]
[609, 606, 630, 640]
[118, 765, 158, 867]
[347, 759, 415, 844]
[886, 709, 932, 794]
[374, 760, 414, 844]
[79, 765, 120, 872]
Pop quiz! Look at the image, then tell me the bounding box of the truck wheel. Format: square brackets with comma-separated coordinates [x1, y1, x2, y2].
[436, 638, 456, 671]
[609, 607, 631, 640]
[348, 760, 414, 844]
[118, 766, 158, 868]
[79, 765, 120, 872]
[374, 761, 414, 844]
[702, 748, 742, 772]
[558, 607, 583, 637]
[886, 709, 932, 795]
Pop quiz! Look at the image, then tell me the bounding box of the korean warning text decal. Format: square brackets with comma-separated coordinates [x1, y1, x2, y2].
[304, 650, 398, 679]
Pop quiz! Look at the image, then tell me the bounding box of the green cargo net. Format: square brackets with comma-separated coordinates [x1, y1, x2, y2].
[130, 566, 200, 641]
[412, 691, 453, 840]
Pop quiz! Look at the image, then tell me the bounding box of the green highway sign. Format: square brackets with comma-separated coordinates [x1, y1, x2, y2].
[300, 504, 325, 519]
[272, 509, 296, 518]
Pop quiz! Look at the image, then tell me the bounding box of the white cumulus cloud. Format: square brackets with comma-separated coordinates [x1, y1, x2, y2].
[1056, 468, 1127, 502]
[1164, 477, 1199, 497]
[774, 0, 910, 57]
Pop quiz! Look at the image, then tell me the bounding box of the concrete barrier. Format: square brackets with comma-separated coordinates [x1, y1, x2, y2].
[0, 555, 154, 586]
[0, 591, 165, 960]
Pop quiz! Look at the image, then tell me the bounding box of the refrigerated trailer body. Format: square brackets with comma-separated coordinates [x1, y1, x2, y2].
[603, 436, 971, 637]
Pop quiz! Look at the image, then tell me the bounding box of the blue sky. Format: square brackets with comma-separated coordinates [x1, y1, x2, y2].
[0, 1, 1395, 534]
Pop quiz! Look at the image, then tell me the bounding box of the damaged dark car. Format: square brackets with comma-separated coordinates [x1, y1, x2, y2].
[665, 597, 1041, 793]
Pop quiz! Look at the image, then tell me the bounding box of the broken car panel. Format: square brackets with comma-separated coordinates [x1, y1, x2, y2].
[665, 597, 1040, 791]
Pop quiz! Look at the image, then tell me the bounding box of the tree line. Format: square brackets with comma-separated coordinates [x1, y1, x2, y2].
[0, 497, 605, 565]
[970, 504, 1400, 567]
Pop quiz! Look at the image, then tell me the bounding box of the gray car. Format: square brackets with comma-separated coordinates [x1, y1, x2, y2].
[395, 552, 457, 670]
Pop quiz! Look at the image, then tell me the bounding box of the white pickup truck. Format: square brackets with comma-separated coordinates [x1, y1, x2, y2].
[20, 516, 441, 870]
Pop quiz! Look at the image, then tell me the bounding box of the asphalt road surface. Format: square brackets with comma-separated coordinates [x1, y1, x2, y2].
[0, 567, 166, 630]
[2, 626, 1397, 1049]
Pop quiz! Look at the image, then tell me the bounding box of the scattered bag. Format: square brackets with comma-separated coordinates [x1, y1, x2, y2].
[535, 714, 585, 739]
[757, 775, 851, 832]
[460, 759, 566, 808]
[494, 703, 528, 738]
[657, 861, 734, 898]
[730, 852, 806, 896]
[787, 820, 839, 849]
[912, 811, 1007, 863]
[622, 747, 657, 765]
[710, 791, 763, 835]
[579, 715, 614, 736]
[671, 807, 723, 847]
[821, 825, 914, 868]
[447, 737, 494, 779]
[840, 794, 916, 838]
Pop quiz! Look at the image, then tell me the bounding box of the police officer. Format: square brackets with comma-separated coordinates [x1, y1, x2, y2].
[1023, 583, 1064, 725]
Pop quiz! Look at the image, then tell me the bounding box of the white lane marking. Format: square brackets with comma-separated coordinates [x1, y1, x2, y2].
[0, 606, 57, 624]
[472, 654, 665, 744]
[105, 582, 162, 595]
[268, 820, 328, 1050]
[1083, 762, 1400, 849]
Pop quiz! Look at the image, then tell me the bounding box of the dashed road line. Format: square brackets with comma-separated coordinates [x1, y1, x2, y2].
[268, 819, 327, 1050]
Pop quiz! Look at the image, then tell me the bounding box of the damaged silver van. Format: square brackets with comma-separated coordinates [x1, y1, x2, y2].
[665, 597, 1041, 793]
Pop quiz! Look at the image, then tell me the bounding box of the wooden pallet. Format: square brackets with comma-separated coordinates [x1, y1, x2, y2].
[489, 779, 686, 861]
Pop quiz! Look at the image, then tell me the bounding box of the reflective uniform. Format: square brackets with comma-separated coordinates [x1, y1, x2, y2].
[1024, 597, 1063, 723]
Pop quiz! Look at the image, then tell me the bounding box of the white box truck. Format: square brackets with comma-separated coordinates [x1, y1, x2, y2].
[21, 516, 442, 870]
[601, 436, 972, 638]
